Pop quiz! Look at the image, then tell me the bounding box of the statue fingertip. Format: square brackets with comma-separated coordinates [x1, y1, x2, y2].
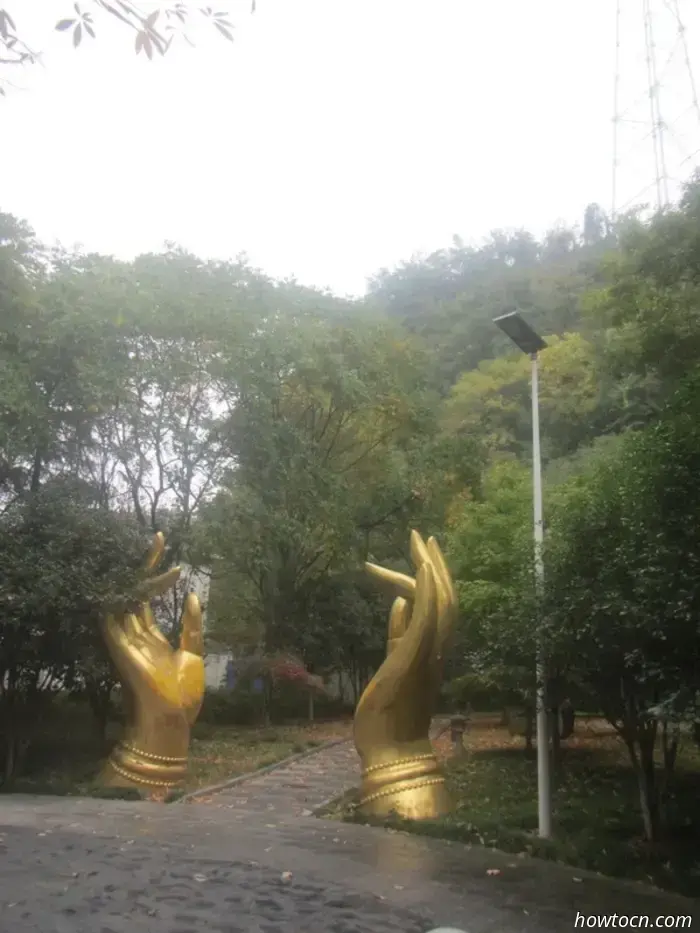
[185, 592, 201, 614]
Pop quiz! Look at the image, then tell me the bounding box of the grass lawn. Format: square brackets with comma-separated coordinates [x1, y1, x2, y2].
[329, 714, 700, 898]
[2, 706, 352, 800]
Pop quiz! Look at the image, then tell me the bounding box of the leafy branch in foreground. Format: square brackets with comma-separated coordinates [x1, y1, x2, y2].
[0, 1, 255, 92]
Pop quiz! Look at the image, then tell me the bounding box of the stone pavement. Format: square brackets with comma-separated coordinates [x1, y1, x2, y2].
[0, 738, 697, 933]
[186, 738, 360, 817]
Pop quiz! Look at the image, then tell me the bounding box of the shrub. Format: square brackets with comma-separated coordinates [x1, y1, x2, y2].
[198, 688, 261, 725]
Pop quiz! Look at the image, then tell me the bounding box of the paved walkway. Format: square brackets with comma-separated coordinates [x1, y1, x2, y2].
[190, 740, 359, 818]
[0, 737, 697, 932]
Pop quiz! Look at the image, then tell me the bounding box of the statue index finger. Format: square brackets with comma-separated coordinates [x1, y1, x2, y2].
[135, 566, 181, 603]
[144, 532, 165, 572]
[365, 562, 416, 601]
[426, 537, 457, 607]
[409, 529, 431, 571]
[427, 536, 458, 647]
[179, 592, 204, 657]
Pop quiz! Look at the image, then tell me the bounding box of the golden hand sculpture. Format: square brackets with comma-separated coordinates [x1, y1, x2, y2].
[353, 530, 458, 820]
[100, 532, 205, 794]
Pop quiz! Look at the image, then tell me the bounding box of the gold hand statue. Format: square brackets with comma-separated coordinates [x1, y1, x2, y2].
[353, 530, 458, 820]
[100, 532, 205, 794]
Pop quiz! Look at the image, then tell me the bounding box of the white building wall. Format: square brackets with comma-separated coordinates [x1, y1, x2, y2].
[204, 652, 231, 690]
[164, 563, 232, 690]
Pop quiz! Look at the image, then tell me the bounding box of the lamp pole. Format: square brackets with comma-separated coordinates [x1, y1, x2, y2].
[493, 312, 552, 839]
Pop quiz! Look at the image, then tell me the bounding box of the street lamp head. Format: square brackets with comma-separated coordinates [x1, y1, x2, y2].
[493, 311, 547, 355]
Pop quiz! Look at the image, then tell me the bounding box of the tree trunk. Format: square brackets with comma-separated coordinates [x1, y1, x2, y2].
[2, 731, 30, 788]
[635, 759, 660, 843]
[617, 685, 662, 844]
[692, 720, 700, 749]
[262, 674, 272, 727]
[550, 706, 562, 777]
[658, 721, 680, 831]
[86, 683, 114, 740]
[560, 701, 575, 740]
[624, 725, 660, 844]
[3, 733, 16, 787]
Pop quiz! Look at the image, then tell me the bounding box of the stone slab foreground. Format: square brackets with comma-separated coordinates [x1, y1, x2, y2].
[0, 793, 696, 933]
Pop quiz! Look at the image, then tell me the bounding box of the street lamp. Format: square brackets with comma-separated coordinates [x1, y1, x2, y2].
[493, 311, 552, 839]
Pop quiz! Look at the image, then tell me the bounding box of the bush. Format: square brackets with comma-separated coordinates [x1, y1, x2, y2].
[441, 674, 512, 712]
[198, 689, 261, 725]
[198, 682, 353, 727]
[270, 680, 351, 721]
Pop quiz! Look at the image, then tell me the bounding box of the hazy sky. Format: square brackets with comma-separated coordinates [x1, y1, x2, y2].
[2, 0, 700, 295]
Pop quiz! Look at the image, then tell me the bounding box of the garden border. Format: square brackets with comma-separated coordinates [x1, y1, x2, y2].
[176, 736, 352, 804]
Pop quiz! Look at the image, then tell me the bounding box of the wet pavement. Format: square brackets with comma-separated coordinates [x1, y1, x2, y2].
[184, 739, 360, 816]
[0, 740, 697, 933]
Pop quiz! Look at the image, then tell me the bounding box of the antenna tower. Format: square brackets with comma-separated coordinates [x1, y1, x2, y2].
[612, 0, 700, 219]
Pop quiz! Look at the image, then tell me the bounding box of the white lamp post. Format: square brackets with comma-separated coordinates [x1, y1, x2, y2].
[493, 311, 552, 839]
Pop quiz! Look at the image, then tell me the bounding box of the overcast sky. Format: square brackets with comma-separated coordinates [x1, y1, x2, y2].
[2, 0, 700, 295]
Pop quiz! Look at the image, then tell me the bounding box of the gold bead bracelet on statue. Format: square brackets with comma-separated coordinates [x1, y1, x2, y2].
[109, 760, 182, 788]
[358, 776, 446, 808]
[119, 743, 188, 764]
[362, 754, 436, 776]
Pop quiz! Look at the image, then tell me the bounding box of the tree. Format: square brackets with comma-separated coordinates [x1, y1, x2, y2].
[0, 230, 132, 509]
[544, 381, 700, 842]
[200, 307, 433, 693]
[441, 332, 613, 465]
[587, 174, 700, 409]
[445, 460, 541, 746]
[0, 481, 145, 783]
[39, 247, 264, 639]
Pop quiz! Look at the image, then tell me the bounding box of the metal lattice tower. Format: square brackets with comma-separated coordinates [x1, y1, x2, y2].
[612, 0, 700, 218]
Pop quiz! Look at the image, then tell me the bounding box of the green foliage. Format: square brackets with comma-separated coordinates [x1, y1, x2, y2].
[445, 460, 537, 703]
[587, 171, 700, 408]
[200, 308, 434, 672]
[198, 684, 351, 728]
[442, 673, 512, 712]
[3, 170, 700, 870]
[545, 385, 700, 720]
[442, 333, 605, 461]
[198, 689, 261, 727]
[368, 209, 616, 391]
[0, 482, 147, 782]
[539, 380, 700, 840]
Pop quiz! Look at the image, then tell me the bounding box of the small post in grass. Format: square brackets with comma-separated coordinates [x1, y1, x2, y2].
[449, 714, 467, 756]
